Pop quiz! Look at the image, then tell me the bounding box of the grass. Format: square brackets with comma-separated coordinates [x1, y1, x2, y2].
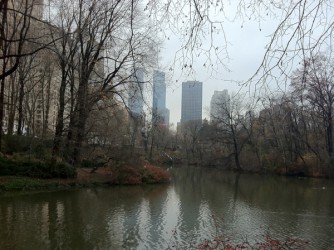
[0, 162, 171, 191]
[0, 176, 51, 191]
[0, 156, 76, 179]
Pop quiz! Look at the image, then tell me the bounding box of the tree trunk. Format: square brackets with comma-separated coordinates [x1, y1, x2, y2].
[42, 74, 51, 137]
[72, 111, 88, 166]
[71, 68, 89, 166]
[17, 75, 24, 135]
[0, 77, 5, 151]
[52, 72, 67, 157]
[0, 0, 8, 150]
[149, 131, 154, 160]
[65, 71, 77, 160]
[327, 109, 333, 159]
[65, 108, 76, 161]
[7, 75, 16, 135]
[231, 125, 242, 170]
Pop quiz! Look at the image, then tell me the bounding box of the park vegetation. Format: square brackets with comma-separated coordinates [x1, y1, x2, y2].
[168, 54, 334, 178]
[0, 0, 334, 181]
[169, 58, 334, 177]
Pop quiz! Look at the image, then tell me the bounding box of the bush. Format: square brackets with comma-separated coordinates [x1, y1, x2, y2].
[142, 164, 170, 184]
[50, 162, 77, 178]
[81, 159, 105, 169]
[2, 135, 53, 159]
[0, 178, 46, 191]
[31, 143, 49, 159]
[0, 157, 76, 179]
[108, 161, 170, 185]
[111, 166, 142, 184]
[3, 135, 32, 153]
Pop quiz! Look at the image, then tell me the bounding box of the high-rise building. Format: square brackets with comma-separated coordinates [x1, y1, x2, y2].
[3, 0, 109, 137]
[210, 90, 230, 124]
[152, 70, 169, 127]
[128, 68, 145, 117]
[181, 81, 203, 123]
[3, 0, 61, 136]
[10, 0, 44, 20]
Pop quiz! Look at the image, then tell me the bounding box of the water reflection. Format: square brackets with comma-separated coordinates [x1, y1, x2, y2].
[1, 167, 334, 249]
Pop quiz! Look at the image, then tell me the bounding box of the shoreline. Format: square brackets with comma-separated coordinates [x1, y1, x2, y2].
[0, 166, 171, 192]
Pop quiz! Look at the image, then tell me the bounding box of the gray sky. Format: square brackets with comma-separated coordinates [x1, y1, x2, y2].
[143, 1, 334, 129]
[160, 11, 278, 127]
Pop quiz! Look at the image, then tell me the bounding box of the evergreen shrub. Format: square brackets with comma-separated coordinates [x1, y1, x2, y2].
[0, 157, 76, 178]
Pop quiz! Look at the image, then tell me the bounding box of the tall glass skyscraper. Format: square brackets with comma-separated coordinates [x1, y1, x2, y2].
[181, 81, 203, 123]
[128, 68, 144, 117]
[152, 70, 169, 126]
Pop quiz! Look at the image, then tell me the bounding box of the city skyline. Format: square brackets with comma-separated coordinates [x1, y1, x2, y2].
[127, 69, 234, 130]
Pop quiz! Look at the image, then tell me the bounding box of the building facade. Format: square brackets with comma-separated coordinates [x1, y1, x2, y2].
[181, 81, 203, 123]
[128, 68, 145, 117]
[2, 0, 106, 137]
[3, 0, 61, 136]
[152, 70, 169, 127]
[210, 89, 230, 124]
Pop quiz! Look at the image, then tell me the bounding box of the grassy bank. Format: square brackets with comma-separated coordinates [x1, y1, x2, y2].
[0, 156, 171, 192]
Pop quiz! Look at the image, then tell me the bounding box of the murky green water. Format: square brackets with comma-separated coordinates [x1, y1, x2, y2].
[1, 166, 334, 249]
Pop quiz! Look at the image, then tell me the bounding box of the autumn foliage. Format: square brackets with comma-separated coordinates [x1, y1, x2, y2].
[110, 162, 170, 185]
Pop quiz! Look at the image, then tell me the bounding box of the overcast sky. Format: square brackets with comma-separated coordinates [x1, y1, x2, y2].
[141, 1, 333, 129]
[159, 10, 279, 127]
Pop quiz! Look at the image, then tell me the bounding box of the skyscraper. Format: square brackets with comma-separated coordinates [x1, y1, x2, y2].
[10, 0, 44, 20]
[210, 89, 230, 124]
[181, 81, 203, 123]
[128, 68, 145, 117]
[152, 70, 169, 126]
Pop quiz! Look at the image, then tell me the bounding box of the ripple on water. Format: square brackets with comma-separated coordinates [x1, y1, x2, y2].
[1, 168, 334, 249]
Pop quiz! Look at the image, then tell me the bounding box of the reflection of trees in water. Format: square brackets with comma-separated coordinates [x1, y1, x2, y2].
[172, 167, 235, 241]
[183, 166, 334, 215]
[0, 191, 90, 249]
[0, 185, 171, 249]
[1, 170, 334, 249]
[171, 166, 334, 248]
[145, 185, 169, 249]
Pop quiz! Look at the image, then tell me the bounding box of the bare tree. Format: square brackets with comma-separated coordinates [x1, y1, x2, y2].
[145, 1, 333, 89]
[0, 0, 53, 150]
[5, 53, 37, 135]
[148, 113, 171, 160]
[243, 1, 334, 86]
[211, 93, 253, 170]
[1, 0, 34, 148]
[291, 54, 334, 158]
[44, 0, 81, 157]
[44, 0, 158, 165]
[179, 120, 203, 165]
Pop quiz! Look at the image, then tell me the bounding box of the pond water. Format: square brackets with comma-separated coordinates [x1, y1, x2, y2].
[1, 166, 334, 249]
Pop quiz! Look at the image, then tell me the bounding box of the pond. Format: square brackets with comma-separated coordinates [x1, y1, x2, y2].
[1, 166, 334, 249]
